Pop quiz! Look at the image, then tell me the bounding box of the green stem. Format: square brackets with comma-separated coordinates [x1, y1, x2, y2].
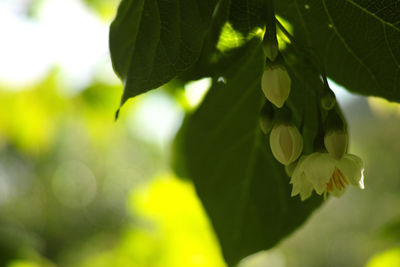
[262, 0, 279, 61]
[276, 19, 329, 85]
[263, 0, 277, 45]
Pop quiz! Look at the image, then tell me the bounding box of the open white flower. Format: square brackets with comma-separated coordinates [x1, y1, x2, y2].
[290, 152, 364, 200]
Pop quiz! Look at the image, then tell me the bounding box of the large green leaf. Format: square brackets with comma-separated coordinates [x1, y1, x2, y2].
[179, 39, 324, 266]
[275, 0, 400, 101]
[109, 0, 219, 104]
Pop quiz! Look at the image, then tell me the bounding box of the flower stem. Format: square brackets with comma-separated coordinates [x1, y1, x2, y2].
[262, 0, 279, 61]
[263, 0, 277, 43]
[276, 19, 329, 86]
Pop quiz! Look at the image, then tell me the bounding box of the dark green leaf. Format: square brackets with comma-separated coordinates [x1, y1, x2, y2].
[109, 0, 219, 104]
[275, 0, 400, 101]
[178, 39, 324, 265]
[179, 0, 268, 82]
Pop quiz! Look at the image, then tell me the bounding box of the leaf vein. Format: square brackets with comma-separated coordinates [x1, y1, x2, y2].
[383, 23, 400, 69]
[322, 0, 381, 89]
[344, 0, 400, 32]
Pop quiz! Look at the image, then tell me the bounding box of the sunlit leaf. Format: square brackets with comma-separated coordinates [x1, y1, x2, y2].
[275, 0, 400, 101]
[109, 0, 219, 104]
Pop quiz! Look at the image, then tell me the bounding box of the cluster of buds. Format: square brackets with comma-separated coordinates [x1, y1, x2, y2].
[260, 32, 303, 167]
[260, 29, 304, 178]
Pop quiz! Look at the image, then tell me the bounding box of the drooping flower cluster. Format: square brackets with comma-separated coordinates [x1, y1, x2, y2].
[259, 28, 364, 201]
[260, 30, 302, 166]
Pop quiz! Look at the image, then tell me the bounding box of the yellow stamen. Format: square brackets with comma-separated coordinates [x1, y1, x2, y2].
[337, 168, 349, 184]
[325, 167, 349, 194]
[333, 171, 342, 189]
[337, 171, 345, 188]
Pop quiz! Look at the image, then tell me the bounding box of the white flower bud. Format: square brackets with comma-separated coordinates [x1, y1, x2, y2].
[261, 65, 291, 108]
[270, 124, 303, 165]
[324, 130, 348, 160]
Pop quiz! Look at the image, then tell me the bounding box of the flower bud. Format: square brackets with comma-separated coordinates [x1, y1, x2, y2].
[324, 130, 348, 160]
[270, 123, 303, 165]
[259, 102, 274, 134]
[261, 65, 291, 108]
[323, 108, 347, 159]
[321, 88, 336, 110]
[263, 40, 279, 61]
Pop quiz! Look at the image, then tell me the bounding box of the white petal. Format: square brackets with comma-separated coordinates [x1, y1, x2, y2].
[290, 157, 313, 200]
[278, 125, 293, 163]
[291, 173, 314, 201]
[337, 154, 364, 189]
[303, 153, 336, 195]
[270, 125, 285, 164]
[288, 126, 303, 163]
[291, 155, 308, 177]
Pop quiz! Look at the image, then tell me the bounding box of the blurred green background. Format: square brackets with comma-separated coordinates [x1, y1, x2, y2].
[0, 0, 400, 266]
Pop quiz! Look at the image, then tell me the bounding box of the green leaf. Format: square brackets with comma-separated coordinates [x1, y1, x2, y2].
[275, 0, 400, 101]
[109, 0, 219, 104]
[178, 39, 324, 265]
[179, 0, 268, 82]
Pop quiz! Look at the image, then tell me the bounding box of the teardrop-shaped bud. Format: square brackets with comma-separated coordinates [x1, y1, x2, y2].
[323, 108, 347, 159]
[324, 130, 348, 160]
[261, 65, 291, 108]
[321, 88, 336, 110]
[270, 123, 303, 165]
[263, 40, 279, 61]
